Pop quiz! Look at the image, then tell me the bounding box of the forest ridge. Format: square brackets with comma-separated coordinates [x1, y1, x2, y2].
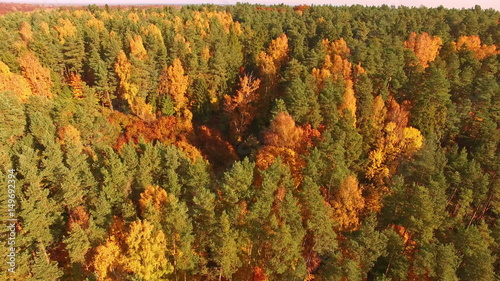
[0, 4, 499, 281]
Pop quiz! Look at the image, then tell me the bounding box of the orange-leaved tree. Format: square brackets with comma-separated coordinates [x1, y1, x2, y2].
[312, 38, 359, 125]
[454, 35, 499, 60]
[256, 34, 289, 86]
[224, 74, 261, 143]
[404, 32, 443, 68]
[256, 112, 307, 185]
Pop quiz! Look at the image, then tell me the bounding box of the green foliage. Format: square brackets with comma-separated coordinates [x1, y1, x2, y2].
[0, 4, 498, 280]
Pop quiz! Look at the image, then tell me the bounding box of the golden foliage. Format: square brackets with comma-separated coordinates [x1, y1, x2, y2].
[315, 38, 353, 80]
[263, 112, 304, 150]
[256, 34, 289, 79]
[331, 175, 365, 231]
[455, 35, 499, 60]
[18, 52, 53, 99]
[93, 237, 122, 281]
[370, 95, 387, 131]
[139, 185, 168, 215]
[114, 50, 154, 120]
[174, 139, 202, 162]
[201, 46, 211, 61]
[404, 32, 443, 68]
[0, 61, 32, 102]
[402, 127, 424, 156]
[19, 21, 33, 42]
[173, 16, 184, 34]
[86, 17, 105, 31]
[123, 220, 172, 280]
[339, 79, 357, 125]
[57, 125, 82, 148]
[129, 96, 156, 122]
[323, 38, 350, 58]
[115, 50, 134, 100]
[224, 74, 261, 143]
[365, 97, 424, 212]
[69, 73, 84, 99]
[159, 58, 189, 114]
[257, 113, 308, 185]
[313, 38, 359, 126]
[142, 23, 164, 45]
[127, 12, 139, 23]
[129, 35, 148, 60]
[174, 33, 192, 54]
[39, 21, 50, 34]
[54, 18, 77, 44]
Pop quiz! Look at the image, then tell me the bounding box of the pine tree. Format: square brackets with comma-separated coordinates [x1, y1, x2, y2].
[213, 211, 242, 280]
[63, 223, 91, 265]
[454, 223, 496, 281]
[25, 247, 64, 281]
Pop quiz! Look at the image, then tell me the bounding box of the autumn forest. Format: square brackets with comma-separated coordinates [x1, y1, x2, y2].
[0, 3, 498, 281]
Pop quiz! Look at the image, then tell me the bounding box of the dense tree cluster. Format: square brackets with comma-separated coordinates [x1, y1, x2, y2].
[0, 3, 498, 281]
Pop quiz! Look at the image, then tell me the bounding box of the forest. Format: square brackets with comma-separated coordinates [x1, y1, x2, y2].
[0, 3, 498, 281]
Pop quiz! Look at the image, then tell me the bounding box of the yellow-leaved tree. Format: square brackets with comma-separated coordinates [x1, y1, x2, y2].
[129, 34, 148, 61]
[122, 220, 172, 280]
[158, 58, 192, 129]
[93, 237, 122, 281]
[365, 98, 424, 212]
[331, 175, 365, 231]
[256, 34, 289, 85]
[0, 61, 32, 102]
[115, 50, 154, 121]
[18, 52, 53, 99]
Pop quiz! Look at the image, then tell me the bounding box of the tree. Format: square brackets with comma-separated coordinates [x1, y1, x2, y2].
[224, 74, 261, 143]
[0, 61, 32, 102]
[58, 125, 95, 209]
[221, 158, 255, 207]
[123, 220, 173, 280]
[312, 38, 358, 125]
[256, 112, 306, 184]
[256, 33, 289, 84]
[262, 112, 304, 150]
[349, 214, 388, 279]
[433, 243, 461, 281]
[213, 211, 242, 280]
[454, 223, 496, 281]
[63, 223, 91, 265]
[404, 32, 443, 68]
[18, 52, 53, 98]
[159, 58, 191, 122]
[162, 193, 197, 280]
[93, 236, 123, 281]
[25, 247, 64, 281]
[454, 35, 498, 60]
[330, 175, 365, 231]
